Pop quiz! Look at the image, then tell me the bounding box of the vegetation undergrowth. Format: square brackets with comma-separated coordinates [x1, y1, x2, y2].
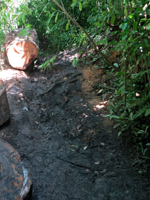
[0, 0, 150, 173]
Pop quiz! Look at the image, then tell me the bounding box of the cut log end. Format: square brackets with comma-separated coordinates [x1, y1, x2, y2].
[0, 139, 32, 200]
[5, 29, 39, 70]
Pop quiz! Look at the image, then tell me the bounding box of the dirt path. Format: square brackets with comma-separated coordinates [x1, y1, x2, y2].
[0, 49, 150, 200]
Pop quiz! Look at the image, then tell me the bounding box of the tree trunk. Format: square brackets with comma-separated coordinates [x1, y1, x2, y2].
[5, 28, 39, 70]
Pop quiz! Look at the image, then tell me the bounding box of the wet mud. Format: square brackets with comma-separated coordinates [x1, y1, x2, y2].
[0, 49, 150, 200]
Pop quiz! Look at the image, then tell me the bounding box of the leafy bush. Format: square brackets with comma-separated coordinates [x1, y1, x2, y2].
[102, 0, 150, 170]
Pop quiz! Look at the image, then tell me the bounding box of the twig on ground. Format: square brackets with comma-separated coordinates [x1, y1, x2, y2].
[56, 156, 95, 171]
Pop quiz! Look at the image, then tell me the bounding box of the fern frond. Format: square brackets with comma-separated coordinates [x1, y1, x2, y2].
[133, 105, 149, 120]
[132, 69, 150, 79]
[127, 98, 147, 109]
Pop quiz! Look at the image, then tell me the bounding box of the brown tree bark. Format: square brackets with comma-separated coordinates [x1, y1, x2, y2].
[5, 28, 38, 70]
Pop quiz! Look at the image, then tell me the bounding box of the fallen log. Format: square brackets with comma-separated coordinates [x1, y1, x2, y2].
[0, 139, 32, 199]
[5, 28, 39, 70]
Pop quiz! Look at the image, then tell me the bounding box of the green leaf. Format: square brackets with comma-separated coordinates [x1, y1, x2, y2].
[109, 101, 116, 108]
[79, 1, 82, 11]
[118, 131, 122, 136]
[122, 35, 128, 40]
[136, 6, 143, 14]
[120, 23, 128, 31]
[50, 55, 56, 63]
[51, 7, 55, 11]
[47, 12, 55, 25]
[148, 57, 150, 66]
[103, 115, 111, 118]
[2, 1, 6, 9]
[110, 14, 115, 25]
[39, 56, 56, 71]
[146, 23, 150, 30]
[55, 12, 59, 23]
[116, 71, 124, 76]
[12, 15, 18, 20]
[71, 0, 77, 8]
[6, 12, 10, 20]
[109, 115, 121, 119]
[26, 24, 32, 28]
[39, 60, 50, 69]
[124, 8, 128, 17]
[49, 55, 56, 69]
[73, 57, 78, 67]
[133, 21, 138, 31]
[118, 85, 125, 96]
[94, 22, 101, 26]
[128, 14, 134, 18]
[22, 15, 26, 24]
[20, 4, 27, 10]
[66, 20, 70, 30]
[18, 28, 30, 37]
[129, 112, 133, 120]
[145, 108, 150, 116]
[138, 130, 145, 134]
[96, 40, 106, 45]
[113, 123, 121, 129]
[113, 63, 119, 68]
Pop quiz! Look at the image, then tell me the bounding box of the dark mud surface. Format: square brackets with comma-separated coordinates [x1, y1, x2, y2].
[0, 49, 150, 200]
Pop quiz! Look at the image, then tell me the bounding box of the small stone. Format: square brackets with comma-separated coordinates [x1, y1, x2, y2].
[23, 107, 28, 111]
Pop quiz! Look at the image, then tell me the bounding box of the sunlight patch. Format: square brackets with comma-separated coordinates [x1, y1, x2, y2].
[82, 113, 88, 118]
[0, 69, 28, 80]
[93, 101, 108, 110]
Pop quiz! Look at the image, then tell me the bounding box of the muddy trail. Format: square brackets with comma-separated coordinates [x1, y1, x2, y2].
[0, 49, 150, 200]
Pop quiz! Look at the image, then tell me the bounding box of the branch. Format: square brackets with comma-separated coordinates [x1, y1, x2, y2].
[52, 0, 116, 69]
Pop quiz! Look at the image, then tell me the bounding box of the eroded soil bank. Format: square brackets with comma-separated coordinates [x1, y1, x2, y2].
[0, 49, 150, 200]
